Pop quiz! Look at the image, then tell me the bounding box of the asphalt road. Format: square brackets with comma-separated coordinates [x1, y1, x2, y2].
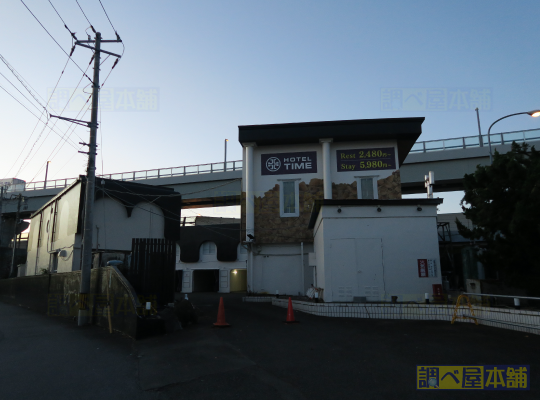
[1, 293, 539, 399]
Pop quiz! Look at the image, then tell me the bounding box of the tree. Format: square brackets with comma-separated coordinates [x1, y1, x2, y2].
[456, 142, 540, 292]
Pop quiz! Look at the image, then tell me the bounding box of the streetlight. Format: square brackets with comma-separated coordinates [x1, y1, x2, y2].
[224, 139, 228, 172]
[487, 110, 540, 164]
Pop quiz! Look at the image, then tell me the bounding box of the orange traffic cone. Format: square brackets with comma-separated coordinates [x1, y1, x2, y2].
[284, 297, 299, 323]
[213, 297, 230, 327]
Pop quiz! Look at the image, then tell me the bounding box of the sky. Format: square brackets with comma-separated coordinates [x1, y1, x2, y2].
[1, 0, 539, 216]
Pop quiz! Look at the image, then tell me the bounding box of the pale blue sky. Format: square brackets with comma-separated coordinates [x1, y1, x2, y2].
[1, 1, 539, 214]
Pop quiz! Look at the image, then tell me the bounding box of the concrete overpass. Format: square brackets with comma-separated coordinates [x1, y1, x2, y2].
[2, 128, 539, 218]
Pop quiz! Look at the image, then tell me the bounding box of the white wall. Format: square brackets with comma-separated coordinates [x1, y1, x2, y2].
[26, 183, 83, 275]
[313, 203, 442, 302]
[92, 198, 165, 251]
[249, 242, 314, 295]
[26, 185, 167, 275]
[176, 242, 248, 293]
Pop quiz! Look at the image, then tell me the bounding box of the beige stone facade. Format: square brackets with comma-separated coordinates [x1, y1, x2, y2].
[241, 170, 402, 244]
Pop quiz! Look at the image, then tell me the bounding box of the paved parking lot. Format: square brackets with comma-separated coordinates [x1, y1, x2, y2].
[1, 293, 539, 399]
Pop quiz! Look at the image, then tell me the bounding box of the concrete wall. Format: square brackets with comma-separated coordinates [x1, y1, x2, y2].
[93, 197, 165, 250]
[249, 243, 314, 296]
[312, 203, 442, 302]
[0, 266, 140, 338]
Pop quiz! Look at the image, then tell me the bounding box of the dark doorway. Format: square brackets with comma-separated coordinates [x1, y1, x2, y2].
[193, 269, 219, 292]
[175, 270, 183, 292]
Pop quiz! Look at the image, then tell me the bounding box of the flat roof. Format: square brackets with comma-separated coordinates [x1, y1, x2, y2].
[238, 117, 425, 166]
[307, 198, 444, 229]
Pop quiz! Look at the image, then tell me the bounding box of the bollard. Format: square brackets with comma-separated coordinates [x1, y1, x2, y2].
[514, 298, 520, 310]
[425, 293, 430, 304]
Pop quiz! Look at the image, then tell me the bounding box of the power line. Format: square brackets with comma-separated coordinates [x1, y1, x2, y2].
[12, 59, 94, 180]
[19, 0, 92, 82]
[0, 72, 45, 114]
[0, 83, 49, 124]
[76, 0, 96, 33]
[47, 0, 75, 36]
[98, 0, 118, 34]
[3, 55, 72, 180]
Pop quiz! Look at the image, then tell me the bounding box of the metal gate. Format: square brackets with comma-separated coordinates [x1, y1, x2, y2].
[130, 238, 176, 307]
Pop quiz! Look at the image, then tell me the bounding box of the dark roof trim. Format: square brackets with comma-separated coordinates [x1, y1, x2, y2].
[238, 117, 424, 167]
[307, 198, 444, 229]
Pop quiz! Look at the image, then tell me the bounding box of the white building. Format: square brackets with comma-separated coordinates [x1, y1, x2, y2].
[176, 217, 247, 293]
[25, 177, 181, 275]
[239, 117, 443, 301]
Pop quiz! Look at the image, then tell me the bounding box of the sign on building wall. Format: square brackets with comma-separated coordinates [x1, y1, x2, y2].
[418, 259, 437, 278]
[336, 147, 396, 172]
[261, 151, 317, 175]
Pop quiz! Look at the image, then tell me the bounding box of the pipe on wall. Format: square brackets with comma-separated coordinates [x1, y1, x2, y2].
[320, 139, 333, 199]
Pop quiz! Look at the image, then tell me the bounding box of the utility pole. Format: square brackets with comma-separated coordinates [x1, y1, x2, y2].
[49, 31, 121, 325]
[10, 194, 22, 277]
[44, 161, 50, 189]
[79, 32, 101, 326]
[224, 139, 228, 171]
[475, 108, 483, 147]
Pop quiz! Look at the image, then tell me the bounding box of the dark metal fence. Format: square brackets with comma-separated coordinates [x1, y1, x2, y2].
[129, 238, 176, 307]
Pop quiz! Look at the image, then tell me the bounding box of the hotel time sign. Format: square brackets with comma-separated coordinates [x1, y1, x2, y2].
[337, 147, 396, 172]
[261, 151, 317, 175]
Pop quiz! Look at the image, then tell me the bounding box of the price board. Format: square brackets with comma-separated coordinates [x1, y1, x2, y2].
[336, 147, 396, 172]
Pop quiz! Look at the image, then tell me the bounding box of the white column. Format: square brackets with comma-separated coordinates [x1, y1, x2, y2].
[244, 143, 256, 240]
[320, 139, 333, 199]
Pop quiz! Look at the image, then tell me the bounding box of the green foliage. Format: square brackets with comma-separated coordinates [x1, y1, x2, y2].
[456, 142, 540, 289]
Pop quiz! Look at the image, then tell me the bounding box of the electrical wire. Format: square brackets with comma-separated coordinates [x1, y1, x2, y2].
[75, 0, 95, 33]
[1, 51, 79, 179]
[47, 0, 76, 38]
[98, 0, 117, 33]
[99, 178, 242, 198]
[19, 0, 92, 82]
[29, 98, 93, 182]
[0, 72, 46, 115]
[14, 61, 94, 179]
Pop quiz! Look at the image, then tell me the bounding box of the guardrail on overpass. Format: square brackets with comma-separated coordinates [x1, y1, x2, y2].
[409, 128, 540, 153]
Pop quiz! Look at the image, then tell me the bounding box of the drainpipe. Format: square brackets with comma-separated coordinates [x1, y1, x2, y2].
[245, 143, 256, 240]
[320, 139, 333, 199]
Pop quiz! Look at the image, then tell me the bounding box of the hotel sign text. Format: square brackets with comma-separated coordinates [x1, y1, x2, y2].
[337, 147, 396, 172]
[261, 151, 317, 175]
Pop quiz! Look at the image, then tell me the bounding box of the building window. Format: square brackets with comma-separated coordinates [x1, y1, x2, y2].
[356, 176, 378, 199]
[201, 241, 216, 255]
[279, 179, 300, 217]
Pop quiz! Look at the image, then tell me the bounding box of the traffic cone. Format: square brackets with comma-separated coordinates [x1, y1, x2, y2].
[284, 297, 299, 323]
[213, 297, 230, 327]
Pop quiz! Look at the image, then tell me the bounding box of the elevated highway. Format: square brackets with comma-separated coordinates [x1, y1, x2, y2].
[2, 128, 539, 217]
